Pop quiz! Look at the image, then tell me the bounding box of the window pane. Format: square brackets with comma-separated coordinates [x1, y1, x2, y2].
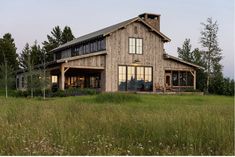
[127, 66, 136, 91]
[172, 71, 178, 86]
[179, 71, 187, 86]
[187, 72, 194, 86]
[118, 66, 126, 91]
[101, 38, 106, 50]
[144, 67, 153, 91]
[136, 67, 144, 91]
[129, 38, 135, 54]
[136, 39, 143, 54]
[52, 76, 58, 83]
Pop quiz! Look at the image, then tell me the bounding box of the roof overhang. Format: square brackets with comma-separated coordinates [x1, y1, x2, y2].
[163, 53, 205, 70]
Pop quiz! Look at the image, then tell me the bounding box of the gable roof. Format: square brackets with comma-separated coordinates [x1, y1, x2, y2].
[163, 53, 205, 70]
[51, 16, 171, 53]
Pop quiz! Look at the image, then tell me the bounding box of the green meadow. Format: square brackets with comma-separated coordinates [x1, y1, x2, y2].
[0, 94, 234, 155]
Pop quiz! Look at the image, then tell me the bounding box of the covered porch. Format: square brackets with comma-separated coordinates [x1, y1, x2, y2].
[163, 69, 196, 92]
[50, 65, 105, 91]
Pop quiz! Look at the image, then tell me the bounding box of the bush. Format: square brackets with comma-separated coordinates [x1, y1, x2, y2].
[94, 93, 142, 104]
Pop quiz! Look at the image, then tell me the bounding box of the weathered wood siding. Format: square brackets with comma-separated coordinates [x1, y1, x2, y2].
[105, 21, 165, 92]
[64, 55, 105, 68]
[163, 59, 196, 71]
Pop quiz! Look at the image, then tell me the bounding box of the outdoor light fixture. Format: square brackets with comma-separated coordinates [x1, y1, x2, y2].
[132, 59, 141, 66]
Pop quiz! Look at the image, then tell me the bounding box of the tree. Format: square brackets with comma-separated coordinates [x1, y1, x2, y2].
[0, 33, 18, 96]
[200, 17, 222, 93]
[19, 43, 35, 97]
[0, 33, 18, 71]
[42, 26, 75, 61]
[62, 26, 75, 43]
[177, 38, 193, 62]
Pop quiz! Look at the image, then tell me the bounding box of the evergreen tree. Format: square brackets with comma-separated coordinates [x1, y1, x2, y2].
[0, 33, 18, 70]
[200, 17, 222, 93]
[43, 26, 75, 61]
[62, 26, 75, 43]
[177, 38, 193, 62]
[19, 43, 31, 69]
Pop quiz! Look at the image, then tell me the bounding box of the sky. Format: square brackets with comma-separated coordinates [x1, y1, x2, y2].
[0, 0, 234, 78]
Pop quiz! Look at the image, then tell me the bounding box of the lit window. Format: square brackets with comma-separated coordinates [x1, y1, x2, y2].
[118, 66, 152, 91]
[144, 67, 152, 82]
[118, 66, 127, 91]
[129, 38, 136, 54]
[129, 38, 143, 54]
[136, 39, 143, 54]
[52, 76, 58, 83]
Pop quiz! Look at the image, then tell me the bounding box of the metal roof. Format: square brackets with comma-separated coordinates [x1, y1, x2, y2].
[51, 16, 171, 53]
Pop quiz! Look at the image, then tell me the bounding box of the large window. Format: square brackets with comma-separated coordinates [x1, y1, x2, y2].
[118, 66, 152, 91]
[171, 71, 194, 87]
[129, 38, 143, 54]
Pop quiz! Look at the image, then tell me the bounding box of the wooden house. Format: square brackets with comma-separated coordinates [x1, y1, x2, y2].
[16, 13, 203, 92]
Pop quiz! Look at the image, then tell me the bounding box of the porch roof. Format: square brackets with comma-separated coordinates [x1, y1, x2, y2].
[163, 53, 205, 70]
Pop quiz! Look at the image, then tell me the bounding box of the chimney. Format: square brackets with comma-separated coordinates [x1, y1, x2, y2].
[139, 13, 160, 31]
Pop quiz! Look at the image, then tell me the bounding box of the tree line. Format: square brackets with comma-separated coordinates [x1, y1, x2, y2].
[0, 26, 75, 98]
[0, 18, 234, 97]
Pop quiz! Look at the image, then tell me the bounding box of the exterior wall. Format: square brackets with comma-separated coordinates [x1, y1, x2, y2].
[163, 59, 196, 71]
[64, 54, 105, 68]
[105, 21, 165, 92]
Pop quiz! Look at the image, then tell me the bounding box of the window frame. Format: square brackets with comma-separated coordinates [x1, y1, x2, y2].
[128, 37, 143, 55]
[170, 70, 194, 87]
[118, 65, 153, 91]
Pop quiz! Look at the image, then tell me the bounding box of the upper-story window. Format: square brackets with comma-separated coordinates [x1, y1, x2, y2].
[129, 38, 143, 54]
[70, 37, 106, 58]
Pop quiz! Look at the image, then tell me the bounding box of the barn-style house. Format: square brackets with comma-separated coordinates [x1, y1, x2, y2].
[17, 13, 203, 92]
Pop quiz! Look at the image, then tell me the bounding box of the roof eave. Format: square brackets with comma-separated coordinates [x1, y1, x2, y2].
[164, 54, 205, 70]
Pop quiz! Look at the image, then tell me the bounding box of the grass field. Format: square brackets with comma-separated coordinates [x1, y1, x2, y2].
[0, 94, 234, 155]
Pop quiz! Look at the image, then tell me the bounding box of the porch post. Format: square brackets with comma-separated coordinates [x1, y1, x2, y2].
[194, 70, 196, 90]
[60, 64, 65, 90]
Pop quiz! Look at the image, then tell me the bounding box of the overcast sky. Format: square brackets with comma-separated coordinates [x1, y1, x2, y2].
[0, 0, 234, 78]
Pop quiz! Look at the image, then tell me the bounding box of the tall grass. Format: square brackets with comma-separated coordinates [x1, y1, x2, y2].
[94, 93, 142, 104]
[0, 94, 233, 155]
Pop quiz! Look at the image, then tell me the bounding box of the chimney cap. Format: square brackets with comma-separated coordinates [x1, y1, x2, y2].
[139, 13, 161, 19]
